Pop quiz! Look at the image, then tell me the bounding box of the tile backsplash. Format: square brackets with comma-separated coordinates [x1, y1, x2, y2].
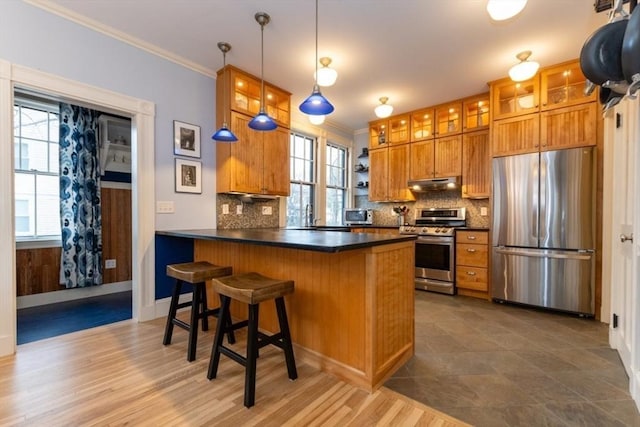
[355, 190, 490, 228]
[216, 194, 280, 229]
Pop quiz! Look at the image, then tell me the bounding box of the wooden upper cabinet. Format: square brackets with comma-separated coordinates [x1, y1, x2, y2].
[435, 102, 463, 137]
[409, 140, 435, 180]
[369, 119, 388, 149]
[491, 77, 540, 120]
[540, 102, 597, 150]
[220, 65, 291, 129]
[388, 144, 414, 201]
[540, 60, 596, 111]
[434, 135, 462, 177]
[462, 93, 490, 132]
[462, 130, 490, 199]
[262, 127, 291, 195]
[491, 113, 540, 157]
[410, 107, 435, 141]
[388, 114, 411, 145]
[368, 148, 389, 202]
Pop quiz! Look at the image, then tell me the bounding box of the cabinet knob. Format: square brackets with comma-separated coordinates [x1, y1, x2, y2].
[467, 235, 476, 240]
[466, 271, 477, 276]
[466, 248, 477, 253]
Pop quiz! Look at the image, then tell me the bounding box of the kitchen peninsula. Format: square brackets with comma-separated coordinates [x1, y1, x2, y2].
[156, 228, 416, 391]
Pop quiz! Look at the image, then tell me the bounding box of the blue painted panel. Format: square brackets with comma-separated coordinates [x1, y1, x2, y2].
[155, 235, 194, 299]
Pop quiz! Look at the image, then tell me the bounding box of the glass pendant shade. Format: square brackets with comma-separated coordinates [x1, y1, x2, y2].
[300, 85, 335, 115]
[486, 0, 527, 21]
[314, 57, 338, 87]
[374, 97, 393, 118]
[508, 50, 539, 82]
[309, 114, 325, 125]
[250, 12, 277, 132]
[212, 42, 238, 142]
[212, 124, 238, 141]
[248, 110, 278, 130]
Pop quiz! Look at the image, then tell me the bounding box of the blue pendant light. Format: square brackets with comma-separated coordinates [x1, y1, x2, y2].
[248, 12, 277, 131]
[299, 0, 334, 117]
[212, 42, 238, 142]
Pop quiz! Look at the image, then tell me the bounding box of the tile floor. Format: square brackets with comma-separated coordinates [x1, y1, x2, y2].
[385, 291, 640, 427]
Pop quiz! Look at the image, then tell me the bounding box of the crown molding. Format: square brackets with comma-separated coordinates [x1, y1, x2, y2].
[24, 0, 215, 79]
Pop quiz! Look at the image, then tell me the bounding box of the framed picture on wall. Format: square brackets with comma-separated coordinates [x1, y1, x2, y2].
[175, 158, 202, 194]
[173, 120, 201, 158]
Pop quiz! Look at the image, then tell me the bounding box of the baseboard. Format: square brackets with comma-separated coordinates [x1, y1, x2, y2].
[17, 281, 132, 309]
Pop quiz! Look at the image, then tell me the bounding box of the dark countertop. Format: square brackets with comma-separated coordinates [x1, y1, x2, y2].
[156, 228, 416, 253]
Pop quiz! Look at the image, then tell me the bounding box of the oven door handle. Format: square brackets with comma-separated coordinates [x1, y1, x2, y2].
[416, 236, 453, 244]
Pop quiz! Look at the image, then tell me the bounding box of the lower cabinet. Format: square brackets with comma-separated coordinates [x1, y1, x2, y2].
[351, 227, 400, 235]
[455, 230, 489, 299]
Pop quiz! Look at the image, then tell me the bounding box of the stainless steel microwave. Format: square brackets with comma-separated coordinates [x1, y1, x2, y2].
[344, 209, 373, 225]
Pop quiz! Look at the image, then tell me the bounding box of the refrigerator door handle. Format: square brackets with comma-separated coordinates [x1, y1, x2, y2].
[494, 247, 593, 261]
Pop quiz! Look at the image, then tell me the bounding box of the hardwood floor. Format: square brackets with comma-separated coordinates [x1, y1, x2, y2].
[0, 316, 468, 426]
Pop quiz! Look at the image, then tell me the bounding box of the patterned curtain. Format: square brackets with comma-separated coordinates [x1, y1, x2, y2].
[59, 103, 103, 288]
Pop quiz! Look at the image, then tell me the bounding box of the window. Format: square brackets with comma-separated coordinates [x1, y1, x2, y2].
[14, 98, 61, 240]
[287, 132, 316, 227]
[325, 144, 347, 226]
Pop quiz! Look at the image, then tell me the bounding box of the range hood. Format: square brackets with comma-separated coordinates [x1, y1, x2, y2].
[408, 176, 460, 192]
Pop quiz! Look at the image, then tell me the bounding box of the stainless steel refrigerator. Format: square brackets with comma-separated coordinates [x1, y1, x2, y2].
[492, 147, 596, 315]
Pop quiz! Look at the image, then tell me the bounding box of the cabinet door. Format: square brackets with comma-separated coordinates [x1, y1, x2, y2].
[455, 266, 488, 291]
[388, 144, 414, 201]
[263, 127, 290, 195]
[463, 93, 490, 132]
[540, 102, 597, 151]
[410, 108, 435, 141]
[226, 112, 263, 194]
[369, 120, 388, 150]
[540, 61, 596, 111]
[491, 77, 539, 120]
[230, 68, 262, 117]
[434, 135, 462, 177]
[409, 139, 435, 180]
[491, 113, 540, 157]
[456, 243, 488, 267]
[368, 148, 389, 201]
[435, 102, 463, 137]
[388, 114, 411, 145]
[264, 84, 291, 128]
[462, 130, 490, 199]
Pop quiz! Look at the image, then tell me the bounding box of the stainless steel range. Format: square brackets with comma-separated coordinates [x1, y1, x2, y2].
[400, 207, 466, 295]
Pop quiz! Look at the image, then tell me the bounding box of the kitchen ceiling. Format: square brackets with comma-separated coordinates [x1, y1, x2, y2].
[34, 0, 608, 131]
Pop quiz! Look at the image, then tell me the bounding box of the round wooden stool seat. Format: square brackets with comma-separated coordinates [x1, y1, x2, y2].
[211, 272, 293, 304]
[166, 261, 232, 283]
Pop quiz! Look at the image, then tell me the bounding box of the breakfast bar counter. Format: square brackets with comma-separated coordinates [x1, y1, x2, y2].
[156, 228, 416, 391]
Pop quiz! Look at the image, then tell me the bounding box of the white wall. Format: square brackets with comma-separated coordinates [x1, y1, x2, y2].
[0, 1, 217, 231]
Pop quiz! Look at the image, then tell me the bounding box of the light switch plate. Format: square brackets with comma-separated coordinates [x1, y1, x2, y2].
[236, 204, 243, 215]
[156, 201, 174, 214]
[222, 204, 229, 215]
[480, 207, 488, 216]
[105, 259, 116, 269]
[262, 206, 272, 215]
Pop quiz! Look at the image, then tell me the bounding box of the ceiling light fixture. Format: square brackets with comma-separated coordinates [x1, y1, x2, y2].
[508, 50, 539, 82]
[212, 42, 238, 142]
[299, 0, 335, 117]
[248, 12, 277, 131]
[374, 97, 394, 118]
[309, 115, 326, 125]
[315, 57, 338, 87]
[486, 0, 528, 21]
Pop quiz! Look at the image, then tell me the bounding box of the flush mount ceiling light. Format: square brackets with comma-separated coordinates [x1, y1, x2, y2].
[487, 0, 528, 21]
[314, 57, 338, 87]
[299, 0, 335, 117]
[212, 42, 238, 142]
[508, 50, 540, 82]
[374, 97, 394, 118]
[248, 12, 277, 131]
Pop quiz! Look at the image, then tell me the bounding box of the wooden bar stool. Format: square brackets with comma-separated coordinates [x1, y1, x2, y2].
[163, 261, 234, 362]
[207, 272, 297, 408]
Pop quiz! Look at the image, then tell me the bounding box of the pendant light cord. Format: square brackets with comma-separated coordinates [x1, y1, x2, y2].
[314, 0, 319, 86]
[260, 21, 266, 112]
[222, 49, 228, 126]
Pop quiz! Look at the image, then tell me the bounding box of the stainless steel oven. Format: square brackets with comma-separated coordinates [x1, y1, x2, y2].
[400, 207, 466, 295]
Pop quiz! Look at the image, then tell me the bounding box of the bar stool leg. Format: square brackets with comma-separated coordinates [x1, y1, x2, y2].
[200, 284, 209, 332]
[207, 295, 231, 380]
[245, 303, 260, 408]
[220, 295, 236, 344]
[186, 284, 202, 362]
[163, 279, 182, 346]
[275, 297, 298, 380]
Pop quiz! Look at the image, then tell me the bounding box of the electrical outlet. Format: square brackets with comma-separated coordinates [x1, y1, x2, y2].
[222, 204, 229, 215]
[262, 206, 272, 215]
[236, 204, 243, 215]
[480, 207, 488, 216]
[105, 259, 116, 269]
[156, 201, 174, 214]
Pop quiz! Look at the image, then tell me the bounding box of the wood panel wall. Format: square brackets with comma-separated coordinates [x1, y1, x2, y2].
[16, 186, 131, 296]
